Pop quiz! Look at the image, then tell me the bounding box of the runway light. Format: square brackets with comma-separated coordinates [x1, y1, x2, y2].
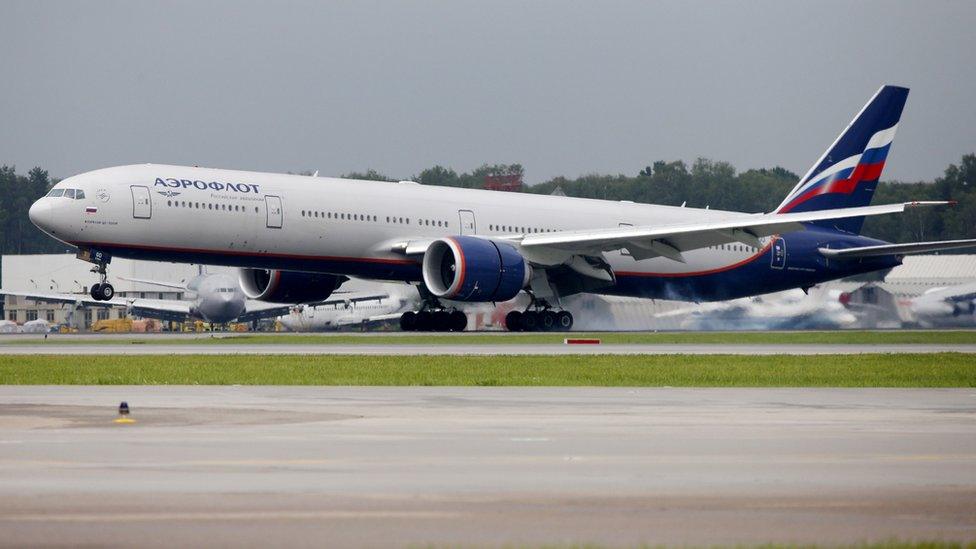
[114, 401, 136, 424]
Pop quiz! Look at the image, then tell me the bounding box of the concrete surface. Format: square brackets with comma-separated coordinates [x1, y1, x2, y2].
[0, 386, 974, 547]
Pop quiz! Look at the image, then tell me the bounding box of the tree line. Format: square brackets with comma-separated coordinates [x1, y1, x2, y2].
[2, 154, 973, 261]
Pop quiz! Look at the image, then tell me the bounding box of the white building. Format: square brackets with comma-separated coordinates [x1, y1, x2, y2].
[1, 254, 232, 330]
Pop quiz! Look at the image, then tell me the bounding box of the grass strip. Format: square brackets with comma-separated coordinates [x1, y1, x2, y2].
[3, 330, 976, 346]
[0, 353, 972, 387]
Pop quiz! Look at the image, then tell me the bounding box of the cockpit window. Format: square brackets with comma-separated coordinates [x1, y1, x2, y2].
[45, 188, 86, 199]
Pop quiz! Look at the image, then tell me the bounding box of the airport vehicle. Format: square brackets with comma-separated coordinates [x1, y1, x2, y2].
[26, 85, 976, 331]
[1, 272, 385, 326]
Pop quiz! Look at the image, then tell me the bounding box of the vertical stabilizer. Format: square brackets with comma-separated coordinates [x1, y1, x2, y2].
[774, 85, 909, 234]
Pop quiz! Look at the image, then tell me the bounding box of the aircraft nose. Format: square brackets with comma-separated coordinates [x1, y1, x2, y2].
[28, 200, 52, 230]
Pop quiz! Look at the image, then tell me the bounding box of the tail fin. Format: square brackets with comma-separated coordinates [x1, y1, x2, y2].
[774, 85, 909, 234]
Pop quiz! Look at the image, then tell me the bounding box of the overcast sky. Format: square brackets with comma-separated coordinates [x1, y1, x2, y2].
[2, 0, 974, 184]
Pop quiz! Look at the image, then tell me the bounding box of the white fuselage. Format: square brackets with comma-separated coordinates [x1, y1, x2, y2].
[30, 164, 772, 292]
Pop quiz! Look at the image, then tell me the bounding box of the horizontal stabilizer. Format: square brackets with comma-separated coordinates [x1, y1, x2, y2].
[818, 238, 976, 259]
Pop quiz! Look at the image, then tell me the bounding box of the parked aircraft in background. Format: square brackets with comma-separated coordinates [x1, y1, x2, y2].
[0, 272, 385, 326]
[654, 287, 858, 330]
[26, 85, 976, 331]
[901, 282, 976, 327]
[278, 283, 411, 331]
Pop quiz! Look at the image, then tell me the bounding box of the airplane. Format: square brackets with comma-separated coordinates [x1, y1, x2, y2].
[652, 286, 858, 331]
[24, 85, 976, 331]
[278, 284, 414, 331]
[0, 271, 386, 327]
[904, 282, 976, 327]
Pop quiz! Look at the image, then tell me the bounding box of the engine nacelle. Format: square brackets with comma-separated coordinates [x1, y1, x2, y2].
[238, 268, 343, 303]
[422, 236, 530, 302]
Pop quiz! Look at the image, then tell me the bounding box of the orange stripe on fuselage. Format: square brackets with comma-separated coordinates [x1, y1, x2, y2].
[615, 240, 774, 278]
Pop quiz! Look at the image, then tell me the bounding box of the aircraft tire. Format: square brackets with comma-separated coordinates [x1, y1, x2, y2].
[555, 310, 574, 331]
[505, 311, 522, 332]
[90, 283, 104, 301]
[434, 311, 453, 332]
[521, 311, 539, 332]
[399, 311, 417, 331]
[450, 310, 467, 332]
[415, 311, 433, 331]
[99, 283, 115, 301]
[540, 311, 556, 331]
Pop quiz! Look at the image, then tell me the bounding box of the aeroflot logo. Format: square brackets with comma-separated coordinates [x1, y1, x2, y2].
[154, 177, 260, 194]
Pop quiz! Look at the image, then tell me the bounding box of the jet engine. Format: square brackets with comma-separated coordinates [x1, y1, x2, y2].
[238, 269, 344, 303]
[422, 236, 530, 302]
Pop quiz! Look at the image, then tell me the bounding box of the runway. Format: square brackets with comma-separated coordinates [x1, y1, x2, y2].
[0, 386, 973, 547]
[1, 342, 974, 355]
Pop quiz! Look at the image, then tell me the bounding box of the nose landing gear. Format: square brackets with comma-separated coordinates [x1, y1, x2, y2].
[88, 261, 115, 301]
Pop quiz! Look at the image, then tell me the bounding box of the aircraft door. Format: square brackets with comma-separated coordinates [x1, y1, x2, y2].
[458, 210, 476, 235]
[770, 237, 786, 269]
[265, 196, 282, 229]
[130, 185, 151, 219]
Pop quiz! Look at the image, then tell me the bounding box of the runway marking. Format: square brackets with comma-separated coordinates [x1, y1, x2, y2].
[0, 510, 461, 522]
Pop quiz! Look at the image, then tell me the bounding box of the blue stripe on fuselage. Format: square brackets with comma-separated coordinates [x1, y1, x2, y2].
[602, 228, 900, 301]
[80, 226, 900, 303]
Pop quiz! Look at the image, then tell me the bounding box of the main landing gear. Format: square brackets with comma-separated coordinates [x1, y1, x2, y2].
[89, 261, 115, 301]
[505, 309, 573, 332]
[399, 285, 468, 332]
[504, 295, 574, 332]
[399, 309, 468, 332]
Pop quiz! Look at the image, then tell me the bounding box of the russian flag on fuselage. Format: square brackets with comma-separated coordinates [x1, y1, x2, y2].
[774, 85, 909, 234]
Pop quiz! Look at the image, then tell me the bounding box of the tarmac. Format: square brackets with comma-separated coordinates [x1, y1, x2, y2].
[0, 386, 973, 547]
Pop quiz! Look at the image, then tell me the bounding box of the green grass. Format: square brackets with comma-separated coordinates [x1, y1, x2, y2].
[1, 353, 972, 387]
[492, 542, 976, 549]
[3, 330, 976, 346]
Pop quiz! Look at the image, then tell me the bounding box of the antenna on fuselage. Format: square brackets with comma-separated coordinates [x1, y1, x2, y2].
[312, 170, 319, 177]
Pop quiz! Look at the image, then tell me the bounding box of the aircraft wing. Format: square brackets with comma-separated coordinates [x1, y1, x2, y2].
[0, 289, 122, 309]
[335, 312, 403, 327]
[236, 302, 297, 324]
[817, 238, 976, 259]
[126, 299, 192, 323]
[304, 293, 390, 308]
[516, 202, 951, 261]
[0, 289, 193, 323]
[117, 276, 187, 290]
